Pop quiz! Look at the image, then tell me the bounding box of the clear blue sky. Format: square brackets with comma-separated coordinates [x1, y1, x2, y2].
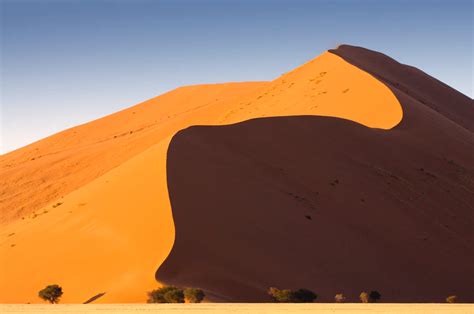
[1, 0, 472, 153]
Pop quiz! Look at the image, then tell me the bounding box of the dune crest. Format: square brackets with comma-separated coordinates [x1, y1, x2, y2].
[0, 47, 405, 302]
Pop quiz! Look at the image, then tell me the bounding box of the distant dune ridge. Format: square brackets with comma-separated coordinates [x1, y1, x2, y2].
[0, 45, 472, 303]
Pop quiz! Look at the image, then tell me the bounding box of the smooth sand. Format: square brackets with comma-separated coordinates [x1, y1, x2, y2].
[0, 52, 402, 303]
[0, 304, 472, 314]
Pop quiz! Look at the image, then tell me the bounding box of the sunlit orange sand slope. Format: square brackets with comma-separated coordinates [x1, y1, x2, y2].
[0, 48, 402, 303]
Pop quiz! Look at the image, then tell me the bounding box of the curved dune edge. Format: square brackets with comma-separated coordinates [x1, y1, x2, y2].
[0, 49, 403, 303]
[329, 45, 473, 132]
[0, 82, 268, 224]
[0, 51, 402, 225]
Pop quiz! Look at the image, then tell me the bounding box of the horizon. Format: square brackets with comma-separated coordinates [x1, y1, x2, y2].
[1, 0, 473, 154]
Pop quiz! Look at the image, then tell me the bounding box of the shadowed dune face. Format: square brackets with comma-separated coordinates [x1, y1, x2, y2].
[157, 46, 473, 302]
[0, 48, 403, 303]
[159, 114, 474, 302]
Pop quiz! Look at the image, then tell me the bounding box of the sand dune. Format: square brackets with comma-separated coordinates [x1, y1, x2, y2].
[157, 46, 474, 302]
[0, 51, 401, 224]
[330, 45, 473, 132]
[0, 140, 174, 303]
[0, 82, 267, 224]
[160, 115, 473, 302]
[0, 47, 403, 303]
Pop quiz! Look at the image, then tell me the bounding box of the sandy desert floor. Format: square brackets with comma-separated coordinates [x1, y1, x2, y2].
[0, 303, 473, 314]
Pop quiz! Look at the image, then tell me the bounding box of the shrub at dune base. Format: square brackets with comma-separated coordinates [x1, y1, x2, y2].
[359, 291, 369, 303]
[184, 288, 205, 303]
[148, 286, 204, 303]
[268, 287, 293, 302]
[446, 295, 457, 303]
[369, 290, 381, 303]
[147, 286, 184, 303]
[334, 293, 346, 303]
[38, 284, 63, 304]
[292, 289, 318, 302]
[164, 289, 185, 303]
[359, 290, 381, 303]
[268, 287, 317, 303]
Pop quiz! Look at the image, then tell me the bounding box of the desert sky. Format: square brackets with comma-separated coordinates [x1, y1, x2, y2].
[1, 0, 472, 153]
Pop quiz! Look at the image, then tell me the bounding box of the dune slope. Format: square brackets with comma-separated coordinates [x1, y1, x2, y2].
[330, 45, 473, 132]
[160, 115, 473, 302]
[0, 82, 267, 224]
[0, 50, 402, 224]
[0, 49, 402, 302]
[157, 46, 474, 302]
[0, 140, 175, 303]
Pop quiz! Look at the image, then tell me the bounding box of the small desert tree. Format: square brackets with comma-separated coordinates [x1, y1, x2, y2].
[164, 289, 185, 303]
[359, 291, 369, 303]
[335, 293, 346, 303]
[268, 287, 294, 302]
[147, 286, 183, 303]
[184, 288, 205, 303]
[292, 289, 317, 302]
[369, 291, 381, 303]
[38, 284, 63, 304]
[268, 287, 317, 303]
[446, 295, 457, 303]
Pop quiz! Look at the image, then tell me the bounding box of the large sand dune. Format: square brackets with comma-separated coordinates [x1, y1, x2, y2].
[160, 115, 473, 302]
[157, 46, 474, 302]
[0, 45, 469, 303]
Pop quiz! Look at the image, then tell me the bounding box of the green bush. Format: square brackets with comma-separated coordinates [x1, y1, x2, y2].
[369, 291, 381, 303]
[184, 288, 205, 303]
[268, 287, 293, 302]
[147, 286, 183, 303]
[148, 286, 206, 303]
[359, 291, 369, 303]
[292, 289, 317, 302]
[164, 289, 185, 303]
[268, 287, 317, 303]
[38, 284, 63, 304]
[334, 293, 346, 303]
